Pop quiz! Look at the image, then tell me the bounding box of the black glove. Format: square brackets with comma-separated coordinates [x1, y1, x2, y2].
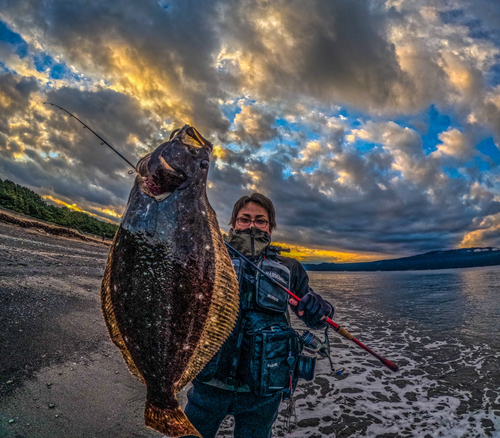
[295, 289, 334, 328]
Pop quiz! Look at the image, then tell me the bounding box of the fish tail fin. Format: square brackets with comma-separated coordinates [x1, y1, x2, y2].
[145, 400, 201, 438]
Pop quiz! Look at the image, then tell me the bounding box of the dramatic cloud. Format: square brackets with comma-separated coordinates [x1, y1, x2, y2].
[230, 104, 278, 149]
[433, 128, 473, 161]
[1, 0, 500, 261]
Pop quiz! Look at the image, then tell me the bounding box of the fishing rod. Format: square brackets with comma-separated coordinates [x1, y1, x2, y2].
[225, 241, 399, 373]
[43, 102, 137, 173]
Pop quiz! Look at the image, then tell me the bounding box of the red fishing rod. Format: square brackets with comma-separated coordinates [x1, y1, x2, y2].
[225, 242, 399, 372]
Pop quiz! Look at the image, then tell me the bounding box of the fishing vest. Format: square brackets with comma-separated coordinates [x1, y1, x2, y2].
[196, 245, 304, 397]
[232, 251, 291, 314]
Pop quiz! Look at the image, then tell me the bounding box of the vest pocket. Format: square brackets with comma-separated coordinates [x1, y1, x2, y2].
[231, 258, 243, 282]
[254, 259, 290, 314]
[245, 323, 301, 396]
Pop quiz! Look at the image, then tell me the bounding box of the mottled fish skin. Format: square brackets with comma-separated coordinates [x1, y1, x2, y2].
[101, 125, 239, 437]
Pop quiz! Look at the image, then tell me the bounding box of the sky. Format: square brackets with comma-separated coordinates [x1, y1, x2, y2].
[1, 0, 500, 263]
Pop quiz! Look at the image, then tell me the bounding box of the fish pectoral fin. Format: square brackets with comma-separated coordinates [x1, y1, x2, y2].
[144, 401, 201, 438]
[159, 156, 181, 175]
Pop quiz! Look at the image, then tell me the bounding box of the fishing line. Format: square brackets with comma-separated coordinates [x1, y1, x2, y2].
[43, 102, 137, 173]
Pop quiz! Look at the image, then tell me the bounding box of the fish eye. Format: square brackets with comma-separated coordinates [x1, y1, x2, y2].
[200, 160, 209, 169]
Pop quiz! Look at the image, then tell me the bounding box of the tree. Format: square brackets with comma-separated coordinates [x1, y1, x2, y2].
[0, 178, 119, 237]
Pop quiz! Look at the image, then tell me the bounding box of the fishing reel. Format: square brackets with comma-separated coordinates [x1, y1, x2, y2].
[299, 330, 330, 357]
[298, 329, 341, 374]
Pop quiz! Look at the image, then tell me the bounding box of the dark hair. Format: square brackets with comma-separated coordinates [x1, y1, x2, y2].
[229, 193, 277, 231]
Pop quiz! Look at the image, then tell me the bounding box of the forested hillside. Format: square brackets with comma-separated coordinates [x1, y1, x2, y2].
[0, 178, 118, 238]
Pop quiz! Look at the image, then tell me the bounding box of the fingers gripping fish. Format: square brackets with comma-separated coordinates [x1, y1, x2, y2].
[101, 125, 239, 437]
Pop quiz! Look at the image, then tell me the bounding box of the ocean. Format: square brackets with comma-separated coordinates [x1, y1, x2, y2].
[270, 266, 500, 438]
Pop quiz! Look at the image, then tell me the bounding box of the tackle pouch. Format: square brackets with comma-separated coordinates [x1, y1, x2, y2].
[242, 321, 301, 396]
[254, 259, 290, 314]
[295, 354, 316, 381]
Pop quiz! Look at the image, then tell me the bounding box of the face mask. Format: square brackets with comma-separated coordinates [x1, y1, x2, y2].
[227, 227, 271, 257]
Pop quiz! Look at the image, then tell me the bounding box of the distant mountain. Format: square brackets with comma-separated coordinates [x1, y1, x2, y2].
[303, 247, 500, 271]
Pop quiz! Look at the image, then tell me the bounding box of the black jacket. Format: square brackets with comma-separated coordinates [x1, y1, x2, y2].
[195, 244, 333, 391]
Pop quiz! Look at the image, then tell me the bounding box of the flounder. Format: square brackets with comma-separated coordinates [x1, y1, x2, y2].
[101, 125, 239, 437]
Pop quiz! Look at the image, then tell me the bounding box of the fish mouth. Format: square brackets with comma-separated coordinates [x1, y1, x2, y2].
[171, 125, 213, 154]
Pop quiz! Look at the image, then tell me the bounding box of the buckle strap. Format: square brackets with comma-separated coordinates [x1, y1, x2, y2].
[225, 319, 247, 389]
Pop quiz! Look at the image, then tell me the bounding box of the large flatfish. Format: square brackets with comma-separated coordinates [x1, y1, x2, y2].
[101, 125, 239, 437]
